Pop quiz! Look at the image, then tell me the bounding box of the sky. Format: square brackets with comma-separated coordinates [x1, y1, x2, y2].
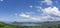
[0, 0, 60, 22]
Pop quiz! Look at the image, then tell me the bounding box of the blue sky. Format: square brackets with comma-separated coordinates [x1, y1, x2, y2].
[0, 0, 60, 22]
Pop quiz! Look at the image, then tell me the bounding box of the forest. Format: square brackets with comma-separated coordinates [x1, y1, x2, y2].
[0, 21, 60, 28]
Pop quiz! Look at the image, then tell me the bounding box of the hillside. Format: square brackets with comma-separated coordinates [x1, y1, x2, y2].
[0, 21, 60, 28]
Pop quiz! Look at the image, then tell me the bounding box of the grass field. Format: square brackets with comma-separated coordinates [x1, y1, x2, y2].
[0, 22, 60, 28]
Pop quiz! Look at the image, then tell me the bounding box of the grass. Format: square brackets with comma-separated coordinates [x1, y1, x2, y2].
[0, 22, 60, 28]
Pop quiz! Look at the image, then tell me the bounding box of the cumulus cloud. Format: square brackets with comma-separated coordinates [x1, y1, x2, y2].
[34, 5, 60, 21]
[38, 6, 60, 21]
[36, 6, 42, 9]
[35, 6, 43, 12]
[19, 12, 41, 21]
[15, 6, 60, 22]
[19, 6, 60, 21]
[20, 12, 30, 18]
[41, 0, 52, 5]
[14, 6, 60, 22]
[34, 0, 60, 21]
[43, 7, 60, 17]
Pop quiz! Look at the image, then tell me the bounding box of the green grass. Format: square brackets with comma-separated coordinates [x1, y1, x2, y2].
[0, 22, 60, 28]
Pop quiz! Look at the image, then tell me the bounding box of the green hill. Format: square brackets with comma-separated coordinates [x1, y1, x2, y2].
[0, 21, 60, 28]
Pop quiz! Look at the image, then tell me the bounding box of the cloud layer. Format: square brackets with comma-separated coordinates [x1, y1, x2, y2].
[15, 0, 60, 22]
[3, 0, 60, 22]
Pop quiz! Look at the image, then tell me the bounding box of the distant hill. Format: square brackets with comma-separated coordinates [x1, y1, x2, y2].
[0, 21, 60, 28]
[10, 21, 60, 26]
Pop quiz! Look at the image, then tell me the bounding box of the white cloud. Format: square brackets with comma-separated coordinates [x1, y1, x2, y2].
[0, 0, 3, 2]
[43, 7, 60, 17]
[25, 12, 35, 15]
[13, 6, 60, 22]
[35, 6, 60, 21]
[29, 5, 33, 8]
[30, 17, 40, 20]
[36, 6, 42, 9]
[20, 12, 30, 18]
[19, 12, 41, 21]
[35, 6, 43, 12]
[38, 6, 60, 21]
[41, 0, 52, 5]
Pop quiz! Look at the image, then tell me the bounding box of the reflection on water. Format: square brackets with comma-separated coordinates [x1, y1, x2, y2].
[12, 23, 41, 26]
[21, 24, 41, 26]
[10, 22, 43, 26]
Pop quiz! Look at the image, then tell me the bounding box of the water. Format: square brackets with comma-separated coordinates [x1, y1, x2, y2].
[20, 24, 41, 26]
[3, 21, 42, 26]
[11, 23, 42, 26]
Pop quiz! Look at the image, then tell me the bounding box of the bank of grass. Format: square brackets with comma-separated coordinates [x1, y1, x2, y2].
[0, 22, 60, 28]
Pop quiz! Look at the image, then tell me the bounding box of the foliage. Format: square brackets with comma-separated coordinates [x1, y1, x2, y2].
[0, 22, 60, 28]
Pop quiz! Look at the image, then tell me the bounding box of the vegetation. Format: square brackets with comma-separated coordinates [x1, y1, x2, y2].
[0, 21, 60, 28]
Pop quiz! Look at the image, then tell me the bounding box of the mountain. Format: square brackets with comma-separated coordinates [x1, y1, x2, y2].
[9, 21, 60, 26]
[0, 21, 60, 28]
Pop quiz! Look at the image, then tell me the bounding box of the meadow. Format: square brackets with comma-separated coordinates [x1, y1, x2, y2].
[0, 21, 60, 28]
